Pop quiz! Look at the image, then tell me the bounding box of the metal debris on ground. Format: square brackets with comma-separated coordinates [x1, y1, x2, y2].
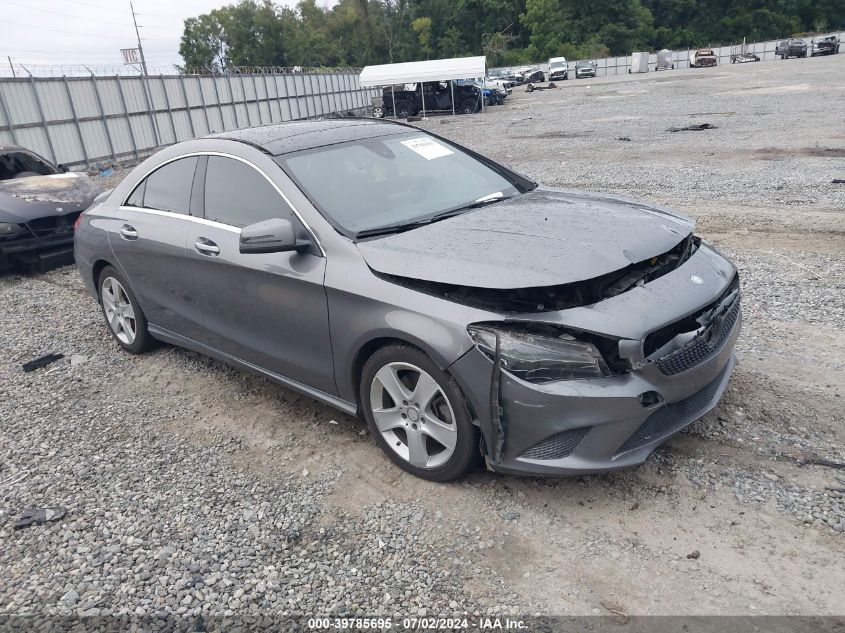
[667, 123, 717, 132]
[22, 353, 64, 373]
[797, 457, 845, 470]
[14, 506, 66, 529]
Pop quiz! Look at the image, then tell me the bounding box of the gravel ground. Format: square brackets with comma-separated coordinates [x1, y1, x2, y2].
[2, 54, 844, 621]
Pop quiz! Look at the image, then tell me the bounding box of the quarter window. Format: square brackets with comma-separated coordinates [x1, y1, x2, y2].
[133, 157, 199, 214]
[126, 179, 145, 207]
[204, 157, 294, 227]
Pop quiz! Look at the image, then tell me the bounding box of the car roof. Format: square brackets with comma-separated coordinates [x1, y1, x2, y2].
[209, 118, 411, 156]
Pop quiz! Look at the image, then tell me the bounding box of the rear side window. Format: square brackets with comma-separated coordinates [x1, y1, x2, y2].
[134, 157, 198, 214]
[204, 157, 294, 227]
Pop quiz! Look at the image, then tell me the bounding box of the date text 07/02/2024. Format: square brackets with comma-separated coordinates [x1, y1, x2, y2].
[307, 617, 527, 629]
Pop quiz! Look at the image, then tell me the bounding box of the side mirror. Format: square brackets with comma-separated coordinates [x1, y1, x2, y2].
[239, 218, 309, 254]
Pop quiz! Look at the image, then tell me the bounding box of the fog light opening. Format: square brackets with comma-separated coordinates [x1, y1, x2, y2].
[639, 391, 663, 408]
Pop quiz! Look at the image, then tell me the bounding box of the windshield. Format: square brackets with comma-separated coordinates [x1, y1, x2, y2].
[278, 132, 520, 238]
[550, 62, 566, 69]
[576, 62, 591, 67]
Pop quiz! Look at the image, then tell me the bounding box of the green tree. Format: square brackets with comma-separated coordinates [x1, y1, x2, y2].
[179, 0, 845, 69]
[411, 16, 434, 58]
[179, 12, 227, 70]
[520, 0, 574, 59]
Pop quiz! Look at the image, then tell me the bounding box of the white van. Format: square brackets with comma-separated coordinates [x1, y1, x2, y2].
[548, 57, 569, 81]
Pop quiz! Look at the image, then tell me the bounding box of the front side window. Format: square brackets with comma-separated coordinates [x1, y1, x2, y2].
[204, 156, 294, 228]
[278, 132, 523, 238]
[135, 157, 198, 214]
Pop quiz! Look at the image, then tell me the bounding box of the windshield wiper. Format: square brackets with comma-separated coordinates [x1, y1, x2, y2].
[355, 218, 434, 239]
[355, 193, 514, 239]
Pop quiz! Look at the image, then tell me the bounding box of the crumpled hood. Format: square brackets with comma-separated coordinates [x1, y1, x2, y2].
[0, 172, 100, 223]
[357, 187, 694, 289]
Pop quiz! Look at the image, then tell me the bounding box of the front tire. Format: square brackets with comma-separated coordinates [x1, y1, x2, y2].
[98, 265, 153, 354]
[360, 345, 481, 481]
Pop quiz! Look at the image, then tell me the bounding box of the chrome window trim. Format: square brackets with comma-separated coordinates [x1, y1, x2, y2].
[117, 206, 242, 234]
[120, 150, 325, 255]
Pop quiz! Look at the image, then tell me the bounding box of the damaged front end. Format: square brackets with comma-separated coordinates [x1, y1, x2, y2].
[440, 239, 741, 476]
[377, 233, 700, 313]
[0, 173, 100, 271]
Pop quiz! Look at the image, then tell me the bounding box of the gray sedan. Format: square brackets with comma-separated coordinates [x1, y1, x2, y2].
[74, 119, 741, 481]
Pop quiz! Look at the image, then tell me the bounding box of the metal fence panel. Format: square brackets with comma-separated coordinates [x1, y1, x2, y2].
[0, 69, 372, 167]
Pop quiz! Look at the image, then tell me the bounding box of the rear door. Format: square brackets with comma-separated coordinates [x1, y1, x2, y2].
[108, 156, 204, 339]
[184, 154, 336, 395]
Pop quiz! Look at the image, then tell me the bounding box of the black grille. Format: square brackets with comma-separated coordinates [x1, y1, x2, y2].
[616, 362, 731, 455]
[520, 426, 591, 460]
[26, 212, 80, 238]
[644, 274, 739, 358]
[656, 297, 740, 375]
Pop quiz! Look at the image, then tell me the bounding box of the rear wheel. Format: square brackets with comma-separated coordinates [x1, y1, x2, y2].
[458, 98, 477, 114]
[98, 266, 153, 354]
[394, 100, 414, 118]
[360, 345, 481, 481]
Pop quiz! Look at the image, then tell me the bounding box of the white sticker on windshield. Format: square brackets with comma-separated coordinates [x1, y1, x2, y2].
[401, 137, 454, 160]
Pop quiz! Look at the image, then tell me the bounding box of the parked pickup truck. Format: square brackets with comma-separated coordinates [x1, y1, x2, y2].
[372, 81, 481, 118]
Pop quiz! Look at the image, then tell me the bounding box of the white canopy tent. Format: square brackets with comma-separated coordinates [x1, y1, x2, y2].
[359, 56, 487, 117]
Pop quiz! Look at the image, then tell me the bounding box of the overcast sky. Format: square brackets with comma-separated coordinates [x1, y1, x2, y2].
[1, 0, 300, 71]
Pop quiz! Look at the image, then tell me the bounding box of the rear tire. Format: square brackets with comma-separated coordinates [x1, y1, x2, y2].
[98, 265, 153, 354]
[458, 98, 477, 114]
[360, 344, 481, 482]
[394, 100, 414, 118]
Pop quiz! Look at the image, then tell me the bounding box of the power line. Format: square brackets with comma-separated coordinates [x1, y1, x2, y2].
[1, 48, 176, 55]
[0, 0, 131, 27]
[3, 19, 164, 40]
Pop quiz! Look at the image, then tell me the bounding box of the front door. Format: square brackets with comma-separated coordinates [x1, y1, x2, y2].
[185, 155, 336, 395]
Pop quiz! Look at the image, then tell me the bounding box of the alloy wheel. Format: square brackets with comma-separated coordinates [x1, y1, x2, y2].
[101, 277, 137, 345]
[369, 362, 457, 469]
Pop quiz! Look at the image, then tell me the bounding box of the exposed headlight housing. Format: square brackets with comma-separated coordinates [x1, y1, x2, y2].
[0, 222, 23, 237]
[468, 325, 612, 383]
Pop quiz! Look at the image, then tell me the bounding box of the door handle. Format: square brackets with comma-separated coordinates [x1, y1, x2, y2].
[194, 239, 220, 256]
[120, 224, 138, 240]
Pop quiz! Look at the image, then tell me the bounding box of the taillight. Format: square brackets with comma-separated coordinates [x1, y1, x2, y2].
[74, 214, 83, 231]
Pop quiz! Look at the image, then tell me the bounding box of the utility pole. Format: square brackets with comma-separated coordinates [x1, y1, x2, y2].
[130, 1, 149, 78]
[129, 1, 161, 146]
[7, 56, 15, 77]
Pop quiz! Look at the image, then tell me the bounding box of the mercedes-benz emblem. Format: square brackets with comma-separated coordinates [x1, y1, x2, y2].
[690, 275, 704, 285]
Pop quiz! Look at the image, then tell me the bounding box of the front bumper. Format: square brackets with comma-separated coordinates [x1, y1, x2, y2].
[548, 71, 568, 81]
[0, 232, 75, 270]
[576, 71, 596, 78]
[448, 245, 742, 476]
